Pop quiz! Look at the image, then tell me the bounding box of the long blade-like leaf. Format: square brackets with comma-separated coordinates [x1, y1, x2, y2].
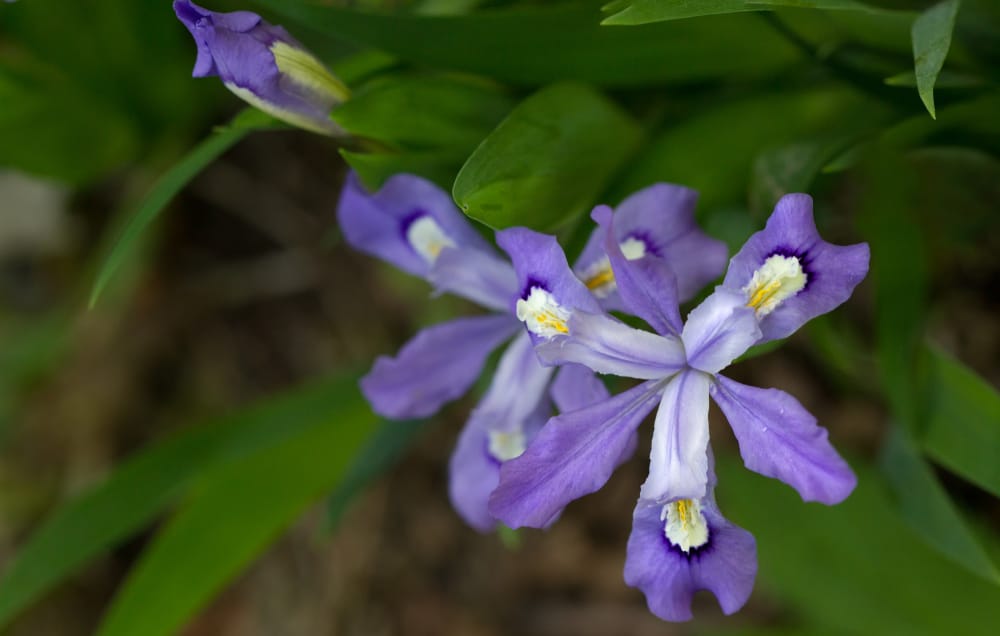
[911, 0, 962, 118]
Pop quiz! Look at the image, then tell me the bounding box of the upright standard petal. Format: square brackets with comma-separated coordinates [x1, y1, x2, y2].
[722, 194, 870, 343]
[360, 314, 517, 419]
[337, 172, 493, 278]
[428, 246, 518, 313]
[624, 498, 757, 622]
[680, 288, 761, 375]
[174, 0, 349, 135]
[497, 227, 601, 315]
[711, 376, 857, 505]
[468, 332, 555, 435]
[576, 184, 727, 303]
[591, 206, 683, 337]
[640, 370, 712, 503]
[490, 380, 664, 528]
[550, 364, 610, 414]
[535, 311, 685, 379]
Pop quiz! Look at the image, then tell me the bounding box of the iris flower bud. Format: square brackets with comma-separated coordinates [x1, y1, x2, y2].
[173, 0, 350, 135]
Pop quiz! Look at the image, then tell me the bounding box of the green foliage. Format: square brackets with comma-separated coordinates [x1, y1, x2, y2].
[253, 0, 800, 87]
[453, 82, 641, 230]
[0, 373, 373, 629]
[601, 0, 762, 25]
[912, 0, 963, 118]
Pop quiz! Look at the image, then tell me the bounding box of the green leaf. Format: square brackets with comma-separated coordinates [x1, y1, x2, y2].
[0, 373, 362, 628]
[717, 453, 1000, 634]
[749, 140, 848, 215]
[601, 0, 761, 25]
[88, 109, 280, 308]
[881, 426, 1000, 584]
[96, 386, 377, 636]
[921, 347, 1000, 499]
[912, 0, 962, 118]
[253, 0, 799, 87]
[325, 418, 425, 529]
[341, 148, 467, 191]
[749, 0, 888, 10]
[453, 82, 641, 230]
[333, 73, 513, 150]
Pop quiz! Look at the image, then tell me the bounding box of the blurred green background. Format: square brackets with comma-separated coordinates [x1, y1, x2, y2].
[0, 0, 998, 634]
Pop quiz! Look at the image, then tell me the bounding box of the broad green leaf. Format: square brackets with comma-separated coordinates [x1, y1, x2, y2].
[333, 74, 513, 150]
[601, 0, 760, 25]
[921, 347, 1000, 499]
[0, 374, 361, 628]
[611, 87, 882, 212]
[325, 418, 426, 530]
[881, 427, 1000, 584]
[253, 0, 799, 87]
[96, 381, 376, 636]
[453, 82, 641, 230]
[717, 453, 1000, 634]
[911, 0, 962, 118]
[88, 109, 281, 308]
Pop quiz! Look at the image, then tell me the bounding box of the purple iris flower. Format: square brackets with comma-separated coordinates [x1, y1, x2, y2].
[337, 173, 726, 531]
[490, 194, 870, 530]
[625, 452, 757, 621]
[174, 0, 350, 135]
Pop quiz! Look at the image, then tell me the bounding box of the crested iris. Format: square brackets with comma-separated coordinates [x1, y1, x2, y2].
[173, 0, 349, 135]
[337, 173, 726, 531]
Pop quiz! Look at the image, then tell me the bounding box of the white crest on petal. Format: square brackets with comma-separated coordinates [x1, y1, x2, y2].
[406, 216, 456, 264]
[516, 287, 571, 338]
[488, 429, 526, 462]
[743, 254, 807, 316]
[577, 237, 648, 298]
[661, 498, 709, 553]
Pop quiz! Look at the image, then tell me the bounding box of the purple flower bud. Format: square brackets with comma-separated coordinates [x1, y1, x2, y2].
[173, 0, 350, 135]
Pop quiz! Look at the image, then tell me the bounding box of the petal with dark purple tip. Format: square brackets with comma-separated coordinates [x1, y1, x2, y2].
[535, 311, 685, 379]
[496, 228, 601, 315]
[711, 375, 857, 504]
[625, 499, 757, 622]
[591, 206, 683, 337]
[640, 370, 712, 503]
[722, 193, 870, 343]
[360, 314, 517, 419]
[337, 172, 493, 278]
[489, 380, 664, 528]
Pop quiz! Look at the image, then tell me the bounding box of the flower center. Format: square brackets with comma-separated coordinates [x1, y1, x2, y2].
[488, 430, 526, 462]
[515, 287, 570, 338]
[406, 216, 456, 264]
[661, 498, 709, 553]
[578, 237, 648, 298]
[743, 254, 807, 316]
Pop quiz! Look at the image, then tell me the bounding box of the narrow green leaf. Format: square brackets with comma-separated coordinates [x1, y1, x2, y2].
[325, 418, 425, 530]
[96, 384, 376, 636]
[881, 427, 1000, 584]
[88, 109, 279, 308]
[911, 0, 962, 118]
[453, 82, 641, 231]
[601, 0, 761, 25]
[0, 374, 359, 628]
[718, 453, 1000, 634]
[921, 347, 1000, 499]
[253, 0, 798, 87]
[749, 0, 888, 11]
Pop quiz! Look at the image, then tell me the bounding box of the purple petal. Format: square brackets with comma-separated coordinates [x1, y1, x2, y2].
[448, 422, 502, 532]
[711, 375, 857, 504]
[489, 380, 664, 528]
[496, 228, 602, 315]
[625, 499, 757, 621]
[360, 314, 517, 419]
[550, 364, 610, 413]
[577, 184, 727, 303]
[680, 288, 761, 374]
[337, 172, 493, 278]
[428, 246, 518, 312]
[535, 311, 685, 379]
[470, 332, 555, 434]
[591, 206, 683, 337]
[640, 370, 712, 503]
[722, 194, 870, 343]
